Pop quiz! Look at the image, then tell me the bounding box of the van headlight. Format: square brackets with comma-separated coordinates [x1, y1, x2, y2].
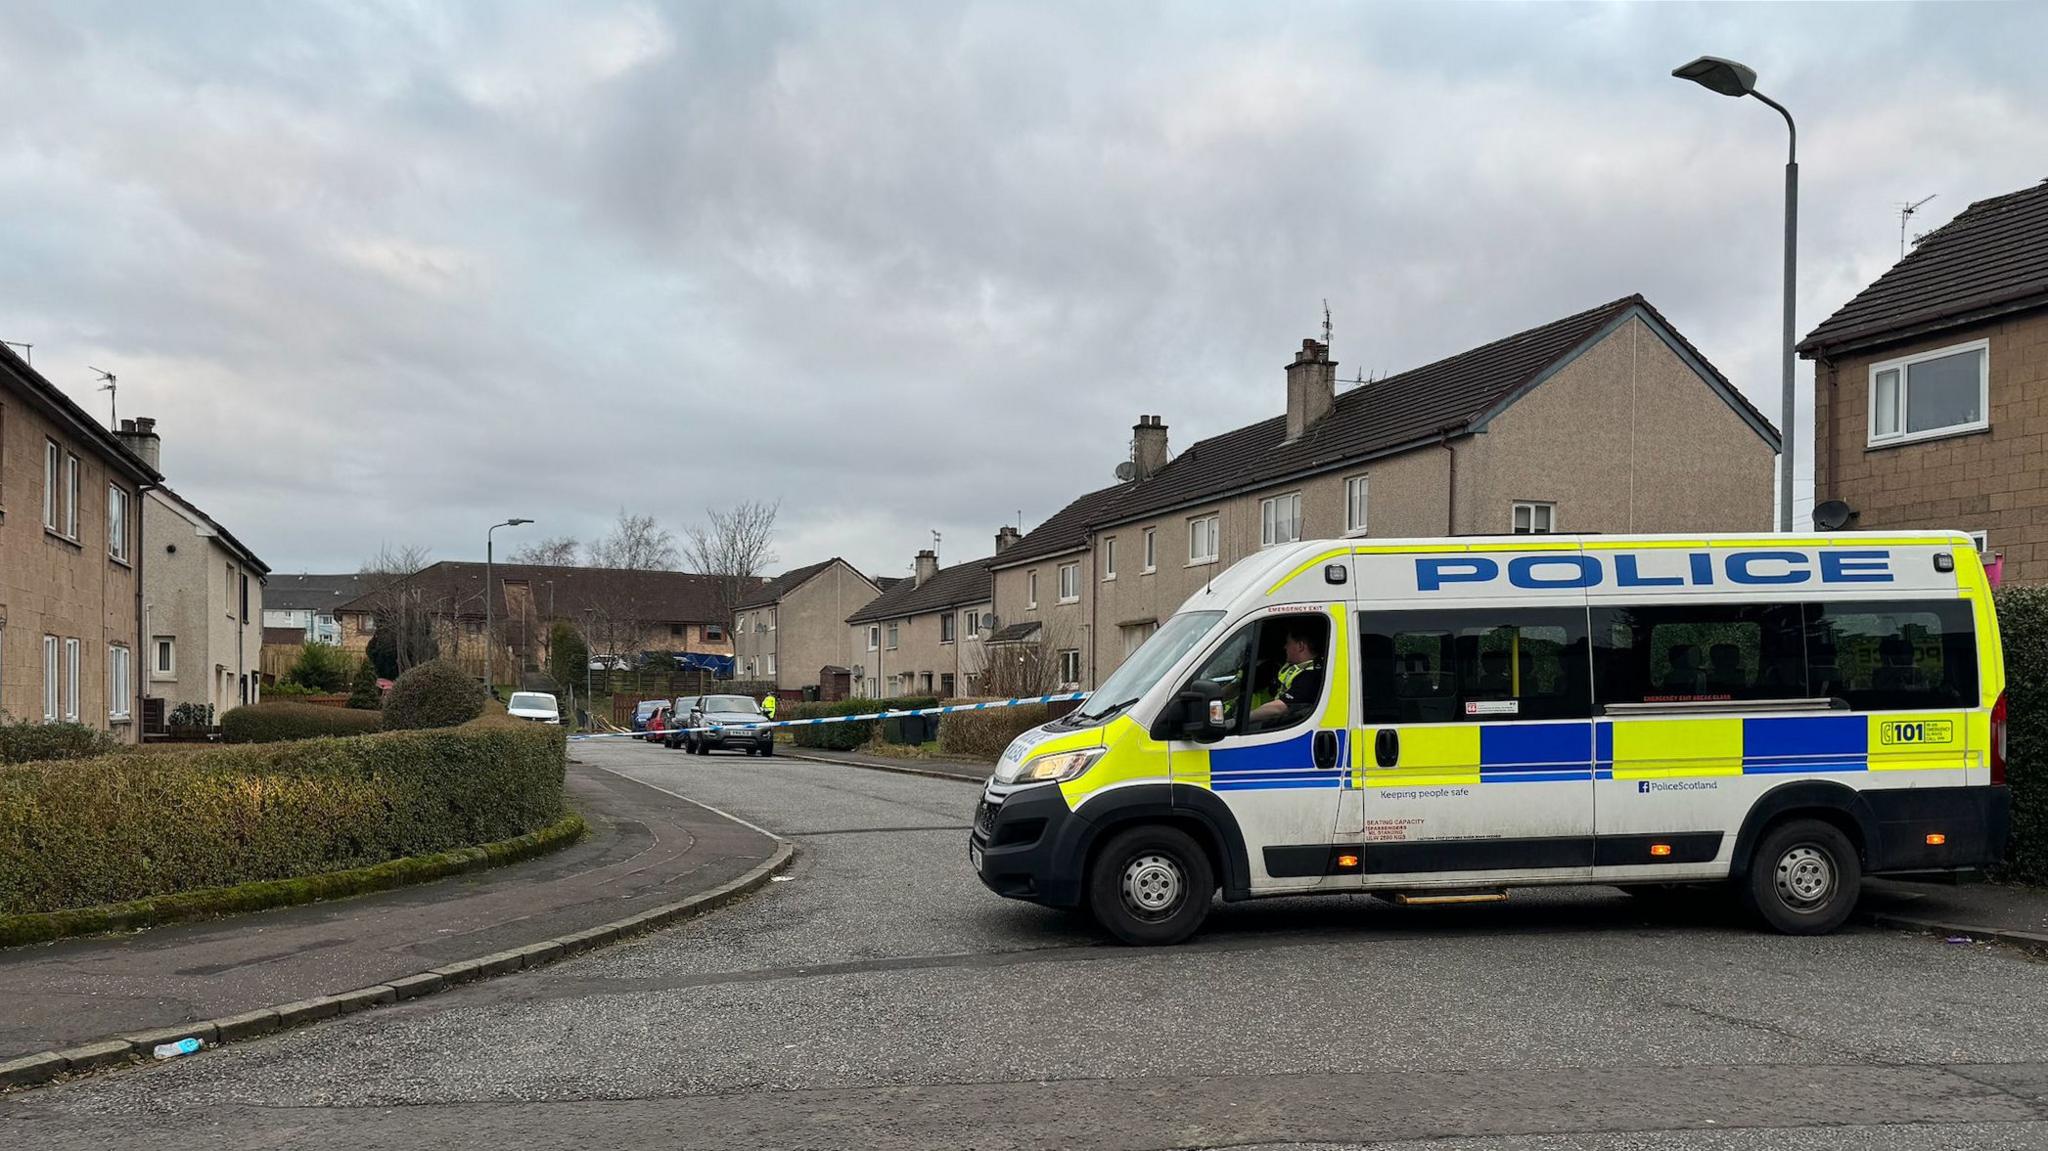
[997, 747, 1107, 785]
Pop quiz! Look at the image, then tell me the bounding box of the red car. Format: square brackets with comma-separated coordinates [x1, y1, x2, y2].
[642, 704, 669, 742]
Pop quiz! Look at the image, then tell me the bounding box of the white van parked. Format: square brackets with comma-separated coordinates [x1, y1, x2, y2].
[970, 532, 2010, 945]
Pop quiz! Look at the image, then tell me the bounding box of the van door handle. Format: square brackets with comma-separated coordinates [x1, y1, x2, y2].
[1313, 730, 1338, 770]
[1375, 729, 1399, 768]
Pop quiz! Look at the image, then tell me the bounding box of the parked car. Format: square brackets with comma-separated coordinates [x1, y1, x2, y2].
[663, 696, 703, 749]
[682, 694, 775, 757]
[507, 691, 560, 725]
[631, 699, 668, 740]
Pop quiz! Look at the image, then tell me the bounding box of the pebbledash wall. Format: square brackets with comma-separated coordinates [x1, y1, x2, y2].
[0, 348, 154, 737]
[991, 314, 1775, 690]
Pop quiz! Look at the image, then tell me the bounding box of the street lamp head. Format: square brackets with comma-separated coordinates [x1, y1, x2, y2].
[508, 518, 533, 526]
[1672, 55, 1758, 98]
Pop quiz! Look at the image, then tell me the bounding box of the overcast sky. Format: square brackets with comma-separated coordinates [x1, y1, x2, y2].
[4, 1, 2044, 582]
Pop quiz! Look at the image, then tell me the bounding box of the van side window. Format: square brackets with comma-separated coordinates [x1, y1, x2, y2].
[1359, 609, 1589, 724]
[1810, 600, 1976, 711]
[1593, 603, 1806, 706]
[1179, 615, 1331, 737]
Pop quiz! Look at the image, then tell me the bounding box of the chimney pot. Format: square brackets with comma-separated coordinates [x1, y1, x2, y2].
[115, 413, 162, 472]
[995, 526, 1022, 554]
[913, 549, 938, 586]
[1132, 414, 1170, 480]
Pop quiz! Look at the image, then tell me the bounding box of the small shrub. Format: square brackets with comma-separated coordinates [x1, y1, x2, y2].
[346, 661, 383, 710]
[785, 697, 938, 750]
[1996, 586, 2048, 884]
[937, 703, 1052, 763]
[168, 703, 215, 730]
[285, 641, 356, 693]
[223, 701, 385, 743]
[383, 660, 486, 731]
[0, 720, 118, 765]
[265, 680, 315, 697]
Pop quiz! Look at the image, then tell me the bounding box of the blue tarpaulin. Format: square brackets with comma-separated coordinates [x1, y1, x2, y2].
[673, 652, 735, 678]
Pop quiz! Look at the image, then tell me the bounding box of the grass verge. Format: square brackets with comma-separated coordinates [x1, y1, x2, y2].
[0, 810, 586, 948]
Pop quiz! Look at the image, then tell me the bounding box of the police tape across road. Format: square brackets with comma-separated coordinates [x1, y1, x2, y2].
[565, 691, 1090, 740]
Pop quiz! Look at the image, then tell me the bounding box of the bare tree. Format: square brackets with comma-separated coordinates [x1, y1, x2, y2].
[589, 509, 679, 570]
[972, 614, 1082, 698]
[682, 500, 779, 641]
[509, 535, 581, 566]
[359, 543, 437, 675]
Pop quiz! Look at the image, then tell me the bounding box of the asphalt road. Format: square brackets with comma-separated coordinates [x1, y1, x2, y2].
[7, 739, 2048, 1150]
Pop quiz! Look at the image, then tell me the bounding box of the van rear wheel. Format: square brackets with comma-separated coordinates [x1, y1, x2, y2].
[1087, 825, 1213, 946]
[1743, 818, 1861, 935]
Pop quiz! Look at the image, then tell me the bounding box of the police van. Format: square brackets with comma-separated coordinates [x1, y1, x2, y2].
[970, 532, 2011, 945]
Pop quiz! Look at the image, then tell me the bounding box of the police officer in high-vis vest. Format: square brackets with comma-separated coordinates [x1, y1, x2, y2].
[1249, 625, 1324, 729]
[761, 692, 778, 720]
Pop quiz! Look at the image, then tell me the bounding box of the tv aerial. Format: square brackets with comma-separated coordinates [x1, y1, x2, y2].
[1898, 194, 1937, 257]
[89, 366, 117, 426]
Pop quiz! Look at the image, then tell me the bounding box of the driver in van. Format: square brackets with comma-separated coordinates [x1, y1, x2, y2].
[1249, 625, 1325, 729]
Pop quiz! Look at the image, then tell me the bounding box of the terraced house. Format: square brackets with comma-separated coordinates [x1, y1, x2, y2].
[989, 295, 1780, 689]
[1799, 179, 2048, 584]
[0, 344, 159, 737]
[845, 548, 993, 699]
[732, 557, 883, 692]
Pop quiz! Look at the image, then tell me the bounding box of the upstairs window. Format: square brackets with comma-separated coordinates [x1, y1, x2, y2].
[1188, 515, 1219, 564]
[1869, 340, 1988, 446]
[108, 485, 129, 561]
[1260, 492, 1302, 547]
[1512, 501, 1555, 534]
[1345, 475, 1369, 535]
[1143, 528, 1157, 572]
[941, 612, 956, 643]
[1058, 562, 1080, 603]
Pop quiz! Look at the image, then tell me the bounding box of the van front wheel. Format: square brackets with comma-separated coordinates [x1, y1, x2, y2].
[1087, 825, 1213, 946]
[1743, 818, 1861, 935]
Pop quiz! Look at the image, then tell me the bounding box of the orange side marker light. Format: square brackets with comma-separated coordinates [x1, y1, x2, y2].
[1649, 843, 1673, 857]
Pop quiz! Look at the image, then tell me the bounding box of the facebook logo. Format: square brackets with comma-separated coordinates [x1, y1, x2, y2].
[1637, 781, 1651, 794]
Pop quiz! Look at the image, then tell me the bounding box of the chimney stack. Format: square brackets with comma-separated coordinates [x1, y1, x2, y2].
[1284, 339, 1336, 442]
[995, 526, 1022, 554]
[116, 415, 162, 472]
[913, 549, 938, 586]
[1131, 414, 1169, 480]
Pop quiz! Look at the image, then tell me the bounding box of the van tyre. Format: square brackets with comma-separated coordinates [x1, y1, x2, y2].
[1087, 825, 1214, 946]
[1744, 818, 1861, 935]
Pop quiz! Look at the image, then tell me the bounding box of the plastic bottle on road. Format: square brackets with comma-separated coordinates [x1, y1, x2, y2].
[152, 1037, 204, 1060]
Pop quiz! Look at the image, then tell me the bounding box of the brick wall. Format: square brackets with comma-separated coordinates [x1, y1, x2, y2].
[1814, 309, 2048, 582]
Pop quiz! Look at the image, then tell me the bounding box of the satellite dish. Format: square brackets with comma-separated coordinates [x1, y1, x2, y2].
[1813, 500, 1858, 531]
[981, 613, 1000, 633]
[1114, 461, 1136, 482]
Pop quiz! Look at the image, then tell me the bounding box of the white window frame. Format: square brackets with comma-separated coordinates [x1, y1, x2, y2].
[1102, 537, 1117, 581]
[940, 612, 956, 644]
[64, 453, 79, 538]
[108, 484, 128, 562]
[1027, 570, 1039, 609]
[1188, 514, 1219, 565]
[63, 637, 80, 721]
[1260, 491, 1302, 548]
[1868, 338, 1990, 447]
[109, 644, 131, 720]
[763, 652, 775, 677]
[1057, 562, 1080, 604]
[1142, 528, 1157, 573]
[1345, 474, 1369, 535]
[1969, 530, 1989, 554]
[43, 635, 59, 721]
[962, 609, 980, 638]
[43, 440, 59, 530]
[1512, 501, 1556, 534]
[867, 625, 880, 651]
[1056, 648, 1082, 688]
[154, 636, 176, 678]
[886, 622, 900, 650]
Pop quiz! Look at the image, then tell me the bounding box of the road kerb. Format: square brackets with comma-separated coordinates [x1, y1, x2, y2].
[1861, 910, 2048, 955]
[780, 750, 985, 783]
[0, 836, 795, 1095]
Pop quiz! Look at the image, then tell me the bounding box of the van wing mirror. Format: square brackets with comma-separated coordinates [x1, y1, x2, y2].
[1149, 683, 1230, 744]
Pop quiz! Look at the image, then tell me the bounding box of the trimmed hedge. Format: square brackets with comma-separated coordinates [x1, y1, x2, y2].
[384, 660, 486, 731]
[1996, 586, 2048, 884]
[0, 721, 117, 765]
[0, 711, 566, 915]
[937, 702, 1052, 763]
[784, 697, 939, 750]
[223, 701, 386, 744]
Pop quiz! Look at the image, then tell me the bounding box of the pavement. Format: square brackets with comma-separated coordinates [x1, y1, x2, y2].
[0, 759, 780, 1062]
[7, 740, 2048, 1149]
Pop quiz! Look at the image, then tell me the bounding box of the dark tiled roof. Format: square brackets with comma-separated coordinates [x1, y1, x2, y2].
[987, 621, 1042, 644]
[995, 295, 1769, 568]
[334, 561, 733, 623]
[873, 576, 905, 592]
[1801, 181, 2048, 354]
[266, 573, 374, 613]
[736, 558, 862, 610]
[846, 559, 993, 624]
[0, 343, 160, 484]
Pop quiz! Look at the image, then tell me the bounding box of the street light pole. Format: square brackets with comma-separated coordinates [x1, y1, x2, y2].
[1673, 55, 1799, 532]
[486, 518, 533, 692]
